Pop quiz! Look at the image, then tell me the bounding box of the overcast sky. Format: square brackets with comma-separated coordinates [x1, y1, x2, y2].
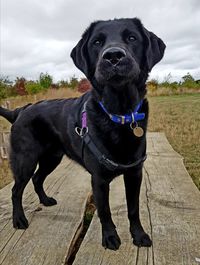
[0, 0, 200, 82]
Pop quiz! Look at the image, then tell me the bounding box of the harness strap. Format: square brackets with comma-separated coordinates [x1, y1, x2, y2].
[83, 133, 147, 171]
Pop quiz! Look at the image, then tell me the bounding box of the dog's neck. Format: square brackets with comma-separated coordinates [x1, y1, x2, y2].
[91, 80, 147, 115]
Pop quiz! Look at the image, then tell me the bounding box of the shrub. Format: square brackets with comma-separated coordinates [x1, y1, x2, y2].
[39, 72, 53, 89]
[181, 73, 198, 89]
[0, 76, 15, 99]
[170, 81, 179, 90]
[68, 75, 79, 89]
[50, 84, 59, 89]
[14, 77, 27, 96]
[147, 79, 158, 92]
[77, 78, 92, 93]
[0, 81, 7, 99]
[58, 80, 69, 88]
[25, 81, 43, 94]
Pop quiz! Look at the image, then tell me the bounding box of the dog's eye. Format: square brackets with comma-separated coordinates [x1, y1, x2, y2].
[93, 39, 102, 46]
[128, 36, 137, 42]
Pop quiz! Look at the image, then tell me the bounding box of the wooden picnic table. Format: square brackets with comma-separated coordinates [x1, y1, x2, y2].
[0, 133, 199, 265]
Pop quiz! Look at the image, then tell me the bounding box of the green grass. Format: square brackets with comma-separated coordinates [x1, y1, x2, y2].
[148, 94, 200, 189]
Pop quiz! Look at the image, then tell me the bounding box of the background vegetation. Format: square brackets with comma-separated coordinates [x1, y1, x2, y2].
[1, 72, 200, 100]
[148, 94, 200, 189]
[0, 73, 81, 99]
[0, 72, 199, 190]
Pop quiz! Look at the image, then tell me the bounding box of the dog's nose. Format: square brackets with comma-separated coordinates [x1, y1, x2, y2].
[102, 47, 126, 65]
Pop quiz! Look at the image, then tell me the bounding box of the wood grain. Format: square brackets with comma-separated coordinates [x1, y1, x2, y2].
[0, 158, 91, 265]
[73, 133, 200, 265]
[0, 133, 199, 265]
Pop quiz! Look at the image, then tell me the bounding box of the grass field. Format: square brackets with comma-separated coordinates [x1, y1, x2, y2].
[148, 94, 200, 189]
[0, 90, 199, 190]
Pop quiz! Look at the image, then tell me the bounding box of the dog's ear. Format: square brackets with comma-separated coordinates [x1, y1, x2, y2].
[143, 29, 166, 72]
[71, 22, 98, 78]
[134, 18, 166, 72]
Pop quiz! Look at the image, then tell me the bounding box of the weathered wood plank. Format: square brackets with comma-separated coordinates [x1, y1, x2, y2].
[146, 132, 182, 158]
[0, 158, 91, 265]
[0, 132, 10, 159]
[0, 132, 10, 146]
[72, 171, 153, 265]
[0, 147, 8, 159]
[144, 156, 200, 265]
[0, 133, 199, 265]
[73, 133, 200, 265]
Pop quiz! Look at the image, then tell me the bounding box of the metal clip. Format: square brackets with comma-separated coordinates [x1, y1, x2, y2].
[75, 127, 88, 137]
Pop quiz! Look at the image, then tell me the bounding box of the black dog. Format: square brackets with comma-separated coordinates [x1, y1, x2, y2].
[0, 18, 165, 250]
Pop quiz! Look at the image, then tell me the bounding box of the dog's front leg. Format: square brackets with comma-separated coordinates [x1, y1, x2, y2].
[92, 175, 121, 250]
[124, 166, 152, 247]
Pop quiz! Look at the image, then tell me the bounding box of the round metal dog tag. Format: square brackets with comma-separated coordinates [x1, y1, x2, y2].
[133, 126, 144, 137]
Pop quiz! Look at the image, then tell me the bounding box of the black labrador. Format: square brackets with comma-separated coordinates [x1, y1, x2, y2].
[0, 18, 165, 250]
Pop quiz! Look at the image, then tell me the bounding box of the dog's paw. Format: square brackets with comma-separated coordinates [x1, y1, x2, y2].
[133, 232, 152, 247]
[102, 229, 121, 250]
[41, 197, 57, 206]
[13, 213, 29, 229]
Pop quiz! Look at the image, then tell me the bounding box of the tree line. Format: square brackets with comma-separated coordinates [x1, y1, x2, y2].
[0, 72, 199, 100]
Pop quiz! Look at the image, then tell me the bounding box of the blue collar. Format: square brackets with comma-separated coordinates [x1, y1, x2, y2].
[99, 100, 145, 124]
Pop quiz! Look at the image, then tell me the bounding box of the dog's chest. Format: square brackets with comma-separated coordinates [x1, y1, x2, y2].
[104, 125, 144, 162]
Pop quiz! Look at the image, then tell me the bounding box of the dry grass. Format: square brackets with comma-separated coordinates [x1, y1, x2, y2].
[148, 93, 200, 189]
[0, 89, 199, 190]
[147, 86, 200, 97]
[0, 87, 81, 109]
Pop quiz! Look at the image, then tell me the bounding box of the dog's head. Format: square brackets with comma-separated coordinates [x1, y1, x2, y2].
[71, 18, 165, 89]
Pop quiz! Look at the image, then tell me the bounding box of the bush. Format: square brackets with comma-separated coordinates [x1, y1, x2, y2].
[25, 81, 43, 94]
[0, 76, 15, 99]
[14, 77, 27, 96]
[77, 78, 92, 93]
[147, 79, 158, 92]
[181, 73, 198, 89]
[0, 82, 7, 99]
[68, 75, 79, 89]
[170, 82, 179, 90]
[149, 72, 200, 92]
[39, 72, 53, 89]
[58, 80, 69, 88]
